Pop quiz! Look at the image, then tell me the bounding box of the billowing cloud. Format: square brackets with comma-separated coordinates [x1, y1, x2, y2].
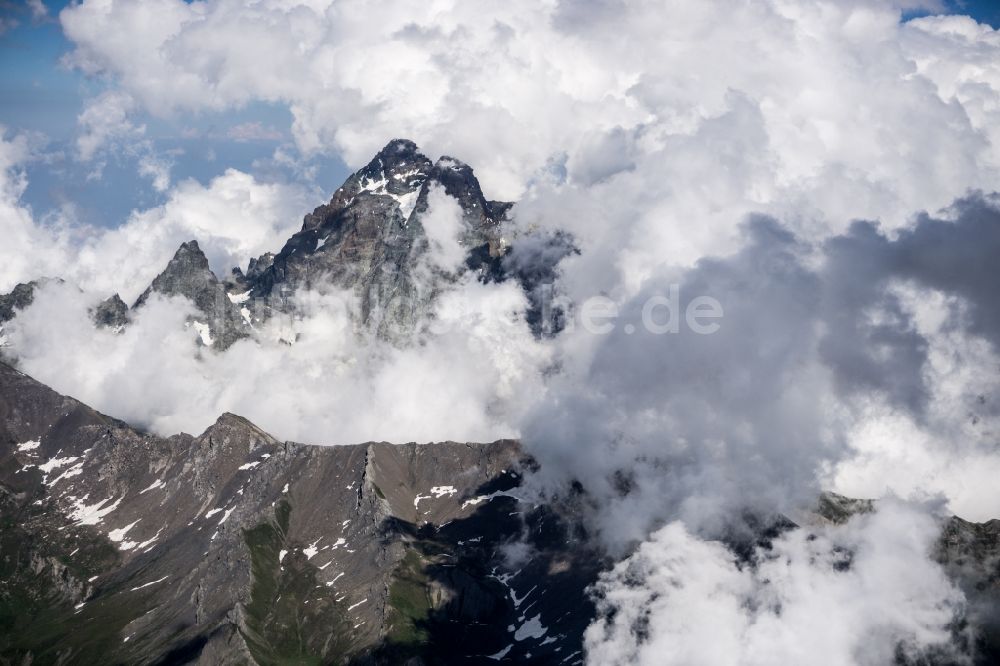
[73, 168, 313, 302]
[0, 129, 311, 300]
[585, 501, 969, 666]
[59, 0, 1000, 229]
[75, 90, 143, 162]
[419, 184, 467, 272]
[4, 275, 549, 446]
[522, 196, 1000, 549]
[0, 128, 74, 292]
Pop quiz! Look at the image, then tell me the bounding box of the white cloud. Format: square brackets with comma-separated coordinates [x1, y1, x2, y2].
[825, 282, 1000, 522]
[585, 501, 968, 666]
[59, 0, 1000, 224]
[419, 184, 466, 272]
[137, 153, 172, 192]
[74, 169, 311, 302]
[28, 0, 49, 21]
[0, 130, 309, 301]
[75, 90, 143, 162]
[5, 276, 549, 446]
[0, 128, 74, 292]
[74, 89, 179, 192]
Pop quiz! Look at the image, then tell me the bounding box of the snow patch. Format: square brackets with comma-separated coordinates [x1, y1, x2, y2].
[462, 490, 520, 510]
[69, 496, 122, 526]
[514, 614, 546, 641]
[138, 479, 165, 494]
[390, 190, 420, 220]
[39, 455, 78, 474]
[130, 575, 169, 591]
[414, 485, 458, 508]
[192, 321, 214, 346]
[487, 644, 513, 660]
[108, 520, 140, 544]
[49, 461, 85, 486]
[17, 440, 40, 452]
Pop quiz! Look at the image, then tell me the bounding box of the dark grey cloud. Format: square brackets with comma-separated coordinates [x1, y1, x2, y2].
[821, 193, 1000, 414]
[523, 193, 1000, 545]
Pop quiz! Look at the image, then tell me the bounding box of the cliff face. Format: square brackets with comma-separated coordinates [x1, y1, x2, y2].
[0, 362, 602, 665]
[244, 139, 512, 340]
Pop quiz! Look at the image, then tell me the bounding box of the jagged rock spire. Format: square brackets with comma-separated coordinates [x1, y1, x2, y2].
[134, 240, 251, 350]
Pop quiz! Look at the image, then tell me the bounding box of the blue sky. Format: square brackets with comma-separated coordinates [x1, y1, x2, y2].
[0, 0, 997, 229]
[0, 0, 349, 228]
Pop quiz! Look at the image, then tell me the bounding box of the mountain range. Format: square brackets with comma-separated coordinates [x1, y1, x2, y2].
[0, 141, 997, 665]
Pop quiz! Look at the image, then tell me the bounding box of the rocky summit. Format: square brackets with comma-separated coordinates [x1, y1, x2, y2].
[243, 139, 513, 339]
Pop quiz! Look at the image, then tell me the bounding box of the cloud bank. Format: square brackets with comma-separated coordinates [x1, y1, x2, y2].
[585, 501, 969, 666]
[2, 1, 1000, 662]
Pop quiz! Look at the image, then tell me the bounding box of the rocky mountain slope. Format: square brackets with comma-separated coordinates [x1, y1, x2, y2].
[2, 362, 998, 665]
[238, 139, 512, 339]
[0, 362, 602, 665]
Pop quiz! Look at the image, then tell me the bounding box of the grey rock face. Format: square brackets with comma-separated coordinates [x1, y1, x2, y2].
[91, 293, 130, 330]
[133, 240, 251, 350]
[937, 516, 1000, 660]
[245, 139, 512, 339]
[0, 281, 38, 325]
[2, 369, 1000, 664]
[0, 363, 601, 664]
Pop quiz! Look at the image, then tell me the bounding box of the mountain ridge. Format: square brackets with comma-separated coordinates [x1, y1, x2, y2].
[0, 360, 603, 665]
[1, 361, 999, 664]
[0, 139, 574, 351]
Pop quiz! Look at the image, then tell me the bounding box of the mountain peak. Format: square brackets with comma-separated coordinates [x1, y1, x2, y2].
[434, 154, 471, 171]
[377, 138, 421, 158]
[133, 240, 250, 349]
[171, 240, 210, 271]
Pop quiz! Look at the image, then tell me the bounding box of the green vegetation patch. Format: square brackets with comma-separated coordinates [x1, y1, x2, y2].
[241, 499, 352, 666]
[386, 547, 432, 647]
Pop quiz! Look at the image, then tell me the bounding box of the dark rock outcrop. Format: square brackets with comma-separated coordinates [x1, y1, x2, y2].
[91, 293, 130, 330]
[133, 241, 251, 350]
[244, 139, 514, 339]
[0, 281, 38, 324]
